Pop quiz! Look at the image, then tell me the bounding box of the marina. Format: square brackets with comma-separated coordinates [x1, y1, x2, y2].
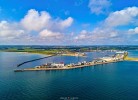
[16, 52, 86, 67]
[14, 51, 128, 72]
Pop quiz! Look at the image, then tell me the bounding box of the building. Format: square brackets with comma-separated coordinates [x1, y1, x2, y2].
[51, 63, 65, 68]
[100, 57, 114, 62]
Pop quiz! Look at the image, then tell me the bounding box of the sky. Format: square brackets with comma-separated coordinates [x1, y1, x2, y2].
[0, 0, 138, 45]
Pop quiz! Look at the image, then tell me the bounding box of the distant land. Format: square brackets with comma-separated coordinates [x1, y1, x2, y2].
[1, 45, 138, 61]
[1, 45, 138, 55]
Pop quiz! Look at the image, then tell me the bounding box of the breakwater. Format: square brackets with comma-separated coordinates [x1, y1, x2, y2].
[14, 52, 126, 72]
[17, 54, 57, 67]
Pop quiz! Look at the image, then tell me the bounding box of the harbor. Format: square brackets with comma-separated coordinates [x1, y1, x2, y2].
[17, 55, 56, 67]
[14, 51, 128, 72]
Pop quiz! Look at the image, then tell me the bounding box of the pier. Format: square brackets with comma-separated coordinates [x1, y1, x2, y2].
[14, 51, 127, 72]
[14, 60, 123, 72]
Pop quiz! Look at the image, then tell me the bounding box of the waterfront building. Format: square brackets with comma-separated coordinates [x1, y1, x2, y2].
[100, 57, 114, 62]
[51, 63, 65, 68]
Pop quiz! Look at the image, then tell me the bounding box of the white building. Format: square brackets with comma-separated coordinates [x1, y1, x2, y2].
[100, 57, 114, 62]
[51, 63, 65, 68]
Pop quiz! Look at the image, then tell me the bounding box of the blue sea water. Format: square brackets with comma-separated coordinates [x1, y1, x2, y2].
[0, 51, 138, 100]
[128, 50, 138, 57]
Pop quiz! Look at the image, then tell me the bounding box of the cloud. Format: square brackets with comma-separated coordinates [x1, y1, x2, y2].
[3, 7, 132, 45]
[0, 9, 74, 44]
[0, 21, 24, 38]
[88, 0, 111, 14]
[92, 28, 119, 38]
[1, 7, 138, 45]
[21, 9, 51, 31]
[74, 30, 90, 40]
[74, 28, 121, 45]
[128, 27, 138, 34]
[74, 7, 138, 45]
[21, 9, 73, 31]
[58, 17, 73, 30]
[105, 7, 138, 27]
[75, 28, 119, 40]
[39, 29, 63, 39]
[38, 29, 66, 44]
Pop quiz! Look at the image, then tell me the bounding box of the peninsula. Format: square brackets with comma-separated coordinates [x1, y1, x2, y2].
[14, 51, 128, 72]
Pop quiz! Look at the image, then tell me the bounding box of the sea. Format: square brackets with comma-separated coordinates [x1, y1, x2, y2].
[0, 50, 138, 100]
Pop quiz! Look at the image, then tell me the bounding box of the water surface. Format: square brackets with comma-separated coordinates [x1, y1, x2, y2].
[0, 51, 138, 100]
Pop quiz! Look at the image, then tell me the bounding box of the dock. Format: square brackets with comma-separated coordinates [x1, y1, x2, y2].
[14, 51, 127, 72]
[14, 60, 123, 72]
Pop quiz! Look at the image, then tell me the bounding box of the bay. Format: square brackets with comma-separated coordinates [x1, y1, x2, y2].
[0, 51, 138, 100]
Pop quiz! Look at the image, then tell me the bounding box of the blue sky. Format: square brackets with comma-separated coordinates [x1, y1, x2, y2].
[0, 0, 138, 45]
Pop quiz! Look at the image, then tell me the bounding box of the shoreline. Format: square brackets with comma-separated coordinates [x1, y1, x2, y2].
[0, 51, 52, 56]
[0, 51, 86, 57]
[124, 56, 138, 61]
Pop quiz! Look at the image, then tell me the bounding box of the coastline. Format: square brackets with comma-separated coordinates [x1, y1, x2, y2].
[0, 51, 52, 56]
[0, 51, 86, 57]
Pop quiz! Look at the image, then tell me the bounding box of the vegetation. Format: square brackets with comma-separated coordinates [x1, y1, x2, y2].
[124, 56, 138, 61]
[1, 45, 138, 55]
[0, 48, 62, 55]
[0, 46, 80, 55]
[122, 52, 138, 61]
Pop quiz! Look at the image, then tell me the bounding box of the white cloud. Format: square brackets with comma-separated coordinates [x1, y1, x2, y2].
[92, 28, 119, 38]
[2, 7, 138, 45]
[21, 9, 51, 31]
[0, 21, 24, 38]
[74, 30, 90, 40]
[105, 7, 138, 27]
[88, 0, 111, 14]
[58, 17, 73, 30]
[75, 28, 118, 40]
[128, 27, 138, 34]
[74, 27, 121, 45]
[39, 29, 63, 39]
[74, 6, 138, 44]
[21, 9, 73, 31]
[38, 29, 67, 44]
[0, 9, 74, 44]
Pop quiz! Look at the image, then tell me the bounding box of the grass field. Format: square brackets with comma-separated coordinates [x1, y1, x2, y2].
[0, 48, 79, 55]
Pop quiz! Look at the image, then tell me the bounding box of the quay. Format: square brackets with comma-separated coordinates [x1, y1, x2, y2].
[14, 51, 128, 72]
[15, 60, 122, 72]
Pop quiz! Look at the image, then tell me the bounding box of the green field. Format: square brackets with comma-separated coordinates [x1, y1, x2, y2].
[0, 47, 77, 55]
